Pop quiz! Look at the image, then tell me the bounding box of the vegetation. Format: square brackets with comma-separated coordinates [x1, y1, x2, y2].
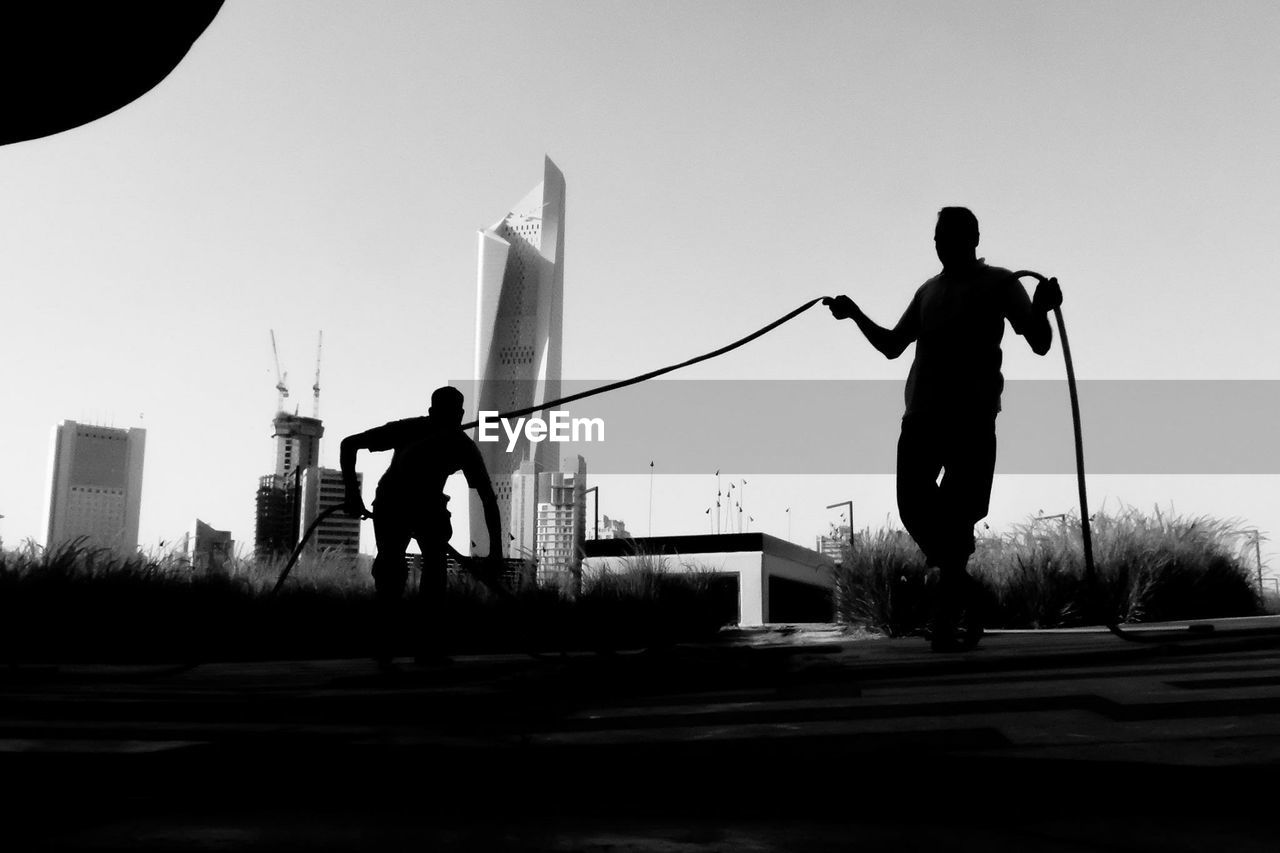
[3, 504, 1264, 661]
[835, 506, 1265, 636]
[0, 539, 730, 664]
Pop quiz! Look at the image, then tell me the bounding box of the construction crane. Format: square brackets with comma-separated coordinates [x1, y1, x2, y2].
[270, 329, 289, 413]
[312, 331, 323, 418]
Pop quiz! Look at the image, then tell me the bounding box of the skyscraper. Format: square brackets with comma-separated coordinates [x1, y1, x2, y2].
[44, 421, 146, 554]
[254, 412, 325, 562]
[271, 412, 323, 478]
[534, 455, 587, 589]
[254, 473, 298, 561]
[509, 459, 541, 562]
[471, 156, 566, 558]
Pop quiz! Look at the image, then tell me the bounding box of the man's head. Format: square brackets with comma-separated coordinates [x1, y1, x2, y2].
[428, 386, 465, 427]
[935, 207, 979, 270]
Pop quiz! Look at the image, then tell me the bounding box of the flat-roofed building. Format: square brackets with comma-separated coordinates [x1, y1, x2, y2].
[583, 533, 837, 627]
[44, 421, 146, 555]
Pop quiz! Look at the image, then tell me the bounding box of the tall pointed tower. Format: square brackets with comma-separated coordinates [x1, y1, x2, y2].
[470, 157, 565, 558]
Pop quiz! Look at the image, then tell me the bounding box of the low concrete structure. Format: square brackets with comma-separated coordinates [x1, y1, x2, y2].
[582, 532, 836, 626]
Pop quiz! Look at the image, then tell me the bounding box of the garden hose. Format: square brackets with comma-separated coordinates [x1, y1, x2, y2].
[455, 297, 828, 432]
[271, 504, 505, 596]
[272, 297, 830, 595]
[1011, 270, 1214, 645]
[276, 280, 1255, 647]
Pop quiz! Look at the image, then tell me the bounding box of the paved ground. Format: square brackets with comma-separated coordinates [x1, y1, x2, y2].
[4, 617, 1280, 851]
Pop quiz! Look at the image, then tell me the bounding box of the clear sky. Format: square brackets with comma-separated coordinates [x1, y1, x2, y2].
[2, 1, 1277, 575]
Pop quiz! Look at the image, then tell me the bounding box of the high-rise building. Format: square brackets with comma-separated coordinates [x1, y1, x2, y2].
[508, 459, 541, 562]
[272, 413, 323, 478]
[534, 455, 586, 589]
[470, 156, 565, 558]
[299, 466, 361, 558]
[43, 421, 145, 555]
[254, 412, 324, 562]
[254, 473, 299, 561]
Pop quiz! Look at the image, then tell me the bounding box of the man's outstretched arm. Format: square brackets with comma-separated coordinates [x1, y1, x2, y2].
[460, 443, 505, 559]
[339, 431, 377, 517]
[824, 294, 918, 359]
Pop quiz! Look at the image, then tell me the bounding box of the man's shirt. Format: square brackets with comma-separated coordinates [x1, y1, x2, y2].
[899, 260, 1038, 416]
[368, 416, 492, 502]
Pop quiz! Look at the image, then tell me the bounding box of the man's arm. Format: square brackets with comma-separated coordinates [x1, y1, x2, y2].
[824, 293, 919, 359]
[476, 480, 504, 562]
[338, 433, 373, 517]
[1006, 276, 1061, 356]
[339, 423, 400, 517]
[461, 442, 504, 559]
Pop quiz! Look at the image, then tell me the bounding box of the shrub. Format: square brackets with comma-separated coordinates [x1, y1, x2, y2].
[835, 505, 1263, 635]
[832, 523, 929, 637]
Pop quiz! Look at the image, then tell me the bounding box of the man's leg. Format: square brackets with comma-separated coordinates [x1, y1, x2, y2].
[371, 508, 413, 666]
[896, 414, 948, 567]
[411, 512, 453, 665]
[898, 415, 968, 645]
[935, 415, 998, 647]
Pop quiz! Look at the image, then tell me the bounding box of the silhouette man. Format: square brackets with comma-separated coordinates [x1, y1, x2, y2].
[825, 207, 1062, 651]
[341, 386, 504, 667]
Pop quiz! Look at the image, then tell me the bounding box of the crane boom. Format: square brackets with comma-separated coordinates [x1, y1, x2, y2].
[270, 329, 289, 413]
[312, 331, 323, 418]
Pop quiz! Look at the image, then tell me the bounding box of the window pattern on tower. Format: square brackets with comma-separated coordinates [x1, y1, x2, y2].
[498, 344, 536, 366]
[473, 186, 561, 560]
[65, 486, 127, 539]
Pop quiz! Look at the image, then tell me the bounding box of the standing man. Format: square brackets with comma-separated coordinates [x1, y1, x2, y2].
[341, 385, 505, 667]
[825, 207, 1062, 651]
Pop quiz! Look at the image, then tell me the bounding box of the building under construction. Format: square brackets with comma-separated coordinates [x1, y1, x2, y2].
[253, 332, 361, 563]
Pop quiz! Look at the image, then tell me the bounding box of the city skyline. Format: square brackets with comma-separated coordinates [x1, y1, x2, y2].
[1, 2, 1277, 577]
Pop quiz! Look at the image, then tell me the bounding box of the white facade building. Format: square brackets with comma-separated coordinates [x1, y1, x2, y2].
[298, 466, 361, 558]
[44, 421, 146, 555]
[583, 533, 836, 627]
[470, 157, 566, 558]
[534, 455, 586, 588]
[509, 459, 540, 562]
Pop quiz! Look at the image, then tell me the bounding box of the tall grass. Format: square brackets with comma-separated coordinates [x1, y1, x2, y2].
[0, 538, 731, 663]
[835, 506, 1263, 636]
[579, 552, 736, 646]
